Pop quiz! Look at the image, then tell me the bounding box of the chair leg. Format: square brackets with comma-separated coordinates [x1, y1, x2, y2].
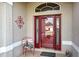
[30, 48, 34, 56]
[23, 48, 27, 56]
[22, 48, 24, 55]
[33, 49, 35, 56]
[25, 48, 27, 56]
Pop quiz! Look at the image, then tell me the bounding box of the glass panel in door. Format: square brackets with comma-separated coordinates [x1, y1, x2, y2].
[55, 16, 61, 50]
[41, 16, 54, 49]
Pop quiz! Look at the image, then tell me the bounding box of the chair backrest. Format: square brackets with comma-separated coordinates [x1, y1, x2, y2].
[22, 37, 33, 46]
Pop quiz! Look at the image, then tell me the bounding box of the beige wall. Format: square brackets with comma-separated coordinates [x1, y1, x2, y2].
[13, 3, 26, 42]
[72, 3, 79, 47]
[25, 2, 73, 44]
[72, 2, 79, 57]
[13, 3, 26, 56]
[0, 3, 3, 47]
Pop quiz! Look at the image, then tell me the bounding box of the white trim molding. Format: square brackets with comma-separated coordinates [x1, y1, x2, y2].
[0, 40, 79, 56]
[72, 42, 79, 53]
[62, 41, 72, 45]
[0, 41, 21, 54]
[6, 2, 13, 6]
[0, 40, 72, 54]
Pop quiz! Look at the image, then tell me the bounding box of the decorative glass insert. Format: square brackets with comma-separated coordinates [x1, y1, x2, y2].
[35, 3, 60, 12]
[41, 7, 52, 11]
[41, 16, 54, 48]
[56, 17, 60, 45]
[45, 17, 54, 36]
[36, 18, 39, 44]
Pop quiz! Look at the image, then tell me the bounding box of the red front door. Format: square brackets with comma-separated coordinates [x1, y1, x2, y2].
[34, 14, 61, 50]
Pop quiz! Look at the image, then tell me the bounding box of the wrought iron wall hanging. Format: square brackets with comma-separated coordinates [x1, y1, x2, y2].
[15, 16, 24, 29]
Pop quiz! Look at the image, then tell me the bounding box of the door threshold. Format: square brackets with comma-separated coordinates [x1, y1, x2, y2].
[35, 48, 64, 54]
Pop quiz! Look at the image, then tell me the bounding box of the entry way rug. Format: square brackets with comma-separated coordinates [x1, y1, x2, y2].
[40, 52, 56, 57]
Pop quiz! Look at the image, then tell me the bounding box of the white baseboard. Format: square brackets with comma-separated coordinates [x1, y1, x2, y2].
[62, 41, 72, 45]
[0, 41, 21, 54]
[72, 42, 79, 53]
[0, 40, 73, 54]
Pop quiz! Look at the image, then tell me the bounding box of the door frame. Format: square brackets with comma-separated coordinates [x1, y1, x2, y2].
[34, 14, 61, 50]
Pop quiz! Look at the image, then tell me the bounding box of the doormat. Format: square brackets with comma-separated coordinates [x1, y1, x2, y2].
[40, 52, 56, 57]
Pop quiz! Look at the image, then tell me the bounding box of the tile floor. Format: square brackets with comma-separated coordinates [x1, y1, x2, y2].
[21, 48, 66, 57]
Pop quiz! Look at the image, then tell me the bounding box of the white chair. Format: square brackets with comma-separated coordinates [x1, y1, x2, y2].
[22, 37, 35, 56]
